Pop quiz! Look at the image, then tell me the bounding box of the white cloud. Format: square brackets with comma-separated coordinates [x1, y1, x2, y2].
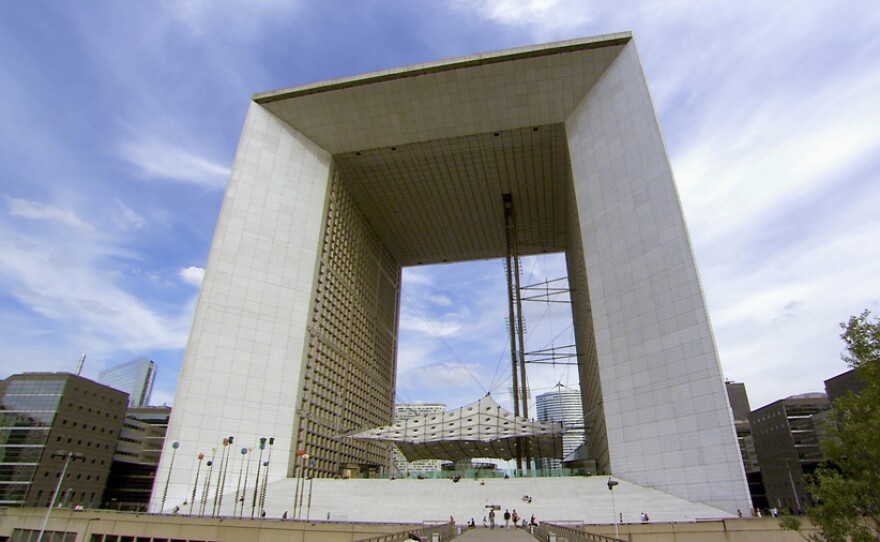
[117, 134, 230, 188]
[0, 208, 194, 377]
[3, 0, 878, 421]
[114, 198, 145, 229]
[427, 294, 453, 307]
[450, 0, 595, 41]
[169, 0, 296, 38]
[179, 266, 205, 287]
[5, 196, 94, 232]
[398, 312, 463, 337]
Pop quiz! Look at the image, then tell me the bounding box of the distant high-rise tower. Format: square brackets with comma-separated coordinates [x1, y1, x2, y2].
[98, 358, 156, 407]
[392, 403, 446, 475]
[536, 387, 584, 471]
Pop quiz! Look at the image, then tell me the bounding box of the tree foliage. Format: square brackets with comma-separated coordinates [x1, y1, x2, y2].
[785, 310, 880, 541]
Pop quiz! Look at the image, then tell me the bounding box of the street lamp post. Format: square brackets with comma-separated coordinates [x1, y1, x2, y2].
[292, 450, 305, 518]
[234, 447, 248, 517]
[217, 436, 233, 516]
[213, 437, 232, 517]
[189, 452, 204, 515]
[607, 478, 620, 539]
[37, 451, 84, 542]
[160, 441, 179, 513]
[297, 454, 309, 519]
[259, 437, 274, 516]
[251, 437, 266, 518]
[200, 451, 215, 517]
[306, 474, 314, 520]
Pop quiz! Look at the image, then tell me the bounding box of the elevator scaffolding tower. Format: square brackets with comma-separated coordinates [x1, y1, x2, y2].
[502, 193, 531, 470]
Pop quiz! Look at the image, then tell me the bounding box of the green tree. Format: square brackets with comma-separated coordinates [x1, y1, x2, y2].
[784, 310, 880, 541]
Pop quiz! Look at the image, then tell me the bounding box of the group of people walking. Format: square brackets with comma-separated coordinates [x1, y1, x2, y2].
[481, 509, 537, 529]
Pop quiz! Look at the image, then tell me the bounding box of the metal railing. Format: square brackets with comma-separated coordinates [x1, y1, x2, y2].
[536, 522, 625, 542]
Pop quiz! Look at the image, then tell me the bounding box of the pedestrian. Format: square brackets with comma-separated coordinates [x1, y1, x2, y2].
[489, 509, 496, 529]
[483, 516, 488, 528]
[504, 509, 511, 529]
[512, 510, 519, 526]
[530, 515, 537, 527]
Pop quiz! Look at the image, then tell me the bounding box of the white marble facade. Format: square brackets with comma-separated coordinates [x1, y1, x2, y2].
[152, 33, 751, 515]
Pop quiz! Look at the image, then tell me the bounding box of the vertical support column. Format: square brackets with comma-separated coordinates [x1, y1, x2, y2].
[564, 41, 751, 513]
[153, 102, 333, 511]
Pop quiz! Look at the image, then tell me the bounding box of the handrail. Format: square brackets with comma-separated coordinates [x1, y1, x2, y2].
[536, 522, 625, 542]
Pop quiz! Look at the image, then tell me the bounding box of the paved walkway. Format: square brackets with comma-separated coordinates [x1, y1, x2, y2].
[455, 527, 538, 542]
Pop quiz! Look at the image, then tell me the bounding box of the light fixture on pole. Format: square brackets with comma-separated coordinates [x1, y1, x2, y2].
[189, 452, 204, 515]
[251, 437, 266, 518]
[212, 437, 231, 517]
[292, 449, 306, 518]
[297, 454, 309, 518]
[218, 436, 233, 516]
[607, 477, 620, 539]
[160, 441, 179, 513]
[306, 468, 315, 521]
[259, 437, 274, 516]
[200, 451, 214, 517]
[37, 451, 84, 542]
[234, 447, 248, 517]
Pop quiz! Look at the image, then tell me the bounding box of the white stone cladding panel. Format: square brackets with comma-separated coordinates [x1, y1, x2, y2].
[564, 41, 751, 514]
[151, 102, 331, 511]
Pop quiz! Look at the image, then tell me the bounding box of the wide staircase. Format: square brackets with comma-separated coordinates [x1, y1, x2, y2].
[217, 475, 731, 524]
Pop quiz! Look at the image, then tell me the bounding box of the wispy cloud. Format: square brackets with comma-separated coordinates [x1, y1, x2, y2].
[428, 1, 880, 410]
[449, 0, 595, 42]
[0, 195, 195, 379]
[6, 196, 94, 232]
[168, 0, 297, 38]
[2, 0, 878, 415]
[114, 198, 145, 229]
[117, 133, 230, 188]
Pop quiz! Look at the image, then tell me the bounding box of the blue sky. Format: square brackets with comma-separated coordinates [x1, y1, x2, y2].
[1, 1, 879, 414]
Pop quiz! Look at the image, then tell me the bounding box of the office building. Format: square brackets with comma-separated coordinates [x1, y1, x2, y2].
[391, 403, 445, 475]
[154, 33, 751, 514]
[725, 381, 759, 472]
[725, 381, 765, 508]
[824, 368, 865, 402]
[535, 388, 584, 471]
[97, 358, 156, 408]
[750, 393, 831, 512]
[103, 406, 172, 511]
[0, 373, 128, 508]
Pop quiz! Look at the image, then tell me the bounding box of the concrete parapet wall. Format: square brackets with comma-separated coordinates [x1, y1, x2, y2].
[0, 509, 422, 542]
[554, 518, 817, 542]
